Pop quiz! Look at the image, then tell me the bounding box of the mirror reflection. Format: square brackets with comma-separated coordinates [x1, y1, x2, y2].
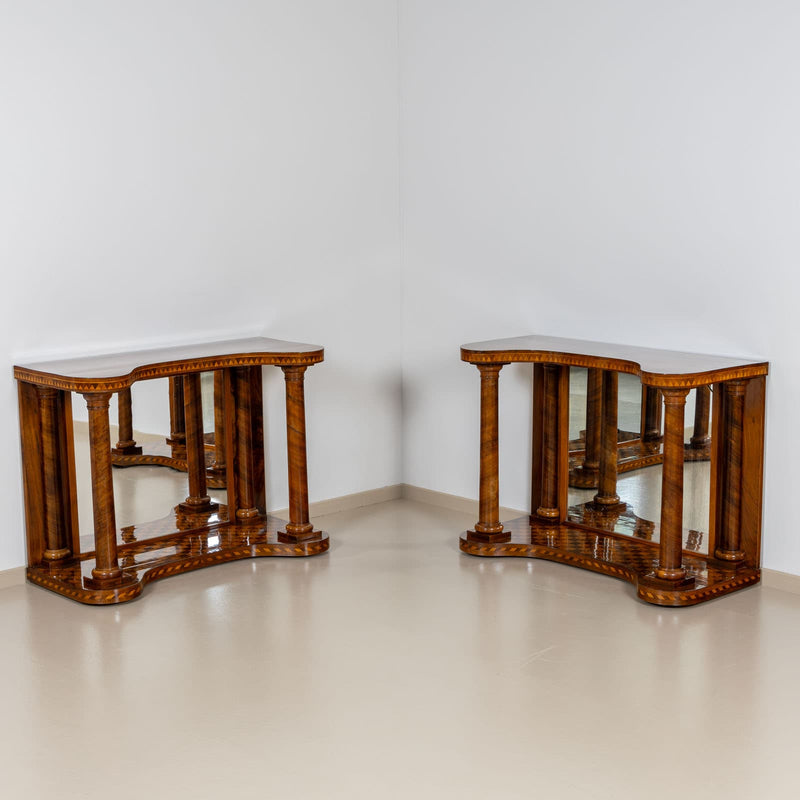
[567, 367, 711, 555]
[72, 372, 227, 552]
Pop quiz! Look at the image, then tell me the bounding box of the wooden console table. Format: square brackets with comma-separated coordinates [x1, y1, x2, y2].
[460, 335, 768, 607]
[15, 337, 328, 605]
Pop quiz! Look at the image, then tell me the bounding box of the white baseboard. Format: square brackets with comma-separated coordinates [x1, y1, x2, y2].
[401, 484, 527, 519]
[271, 484, 404, 519]
[761, 568, 800, 595]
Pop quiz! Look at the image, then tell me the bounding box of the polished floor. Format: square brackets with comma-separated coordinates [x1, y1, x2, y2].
[1, 497, 799, 799]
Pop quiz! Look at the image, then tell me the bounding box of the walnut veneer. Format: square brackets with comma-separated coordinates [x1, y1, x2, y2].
[460, 334, 768, 607]
[15, 337, 328, 604]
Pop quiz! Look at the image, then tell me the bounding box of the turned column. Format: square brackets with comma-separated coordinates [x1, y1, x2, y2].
[715, 380, 748, 563]
[593, 370, 621, 508]
[111, 387, 142, 455]
[656, 388, 689, 581]
[83, 392, 122, 585]
[279, 366, 316, 541]
[468, 364, 508, 542]
[179, 373, 215, 514]
[577, 367, 602, 478]
[233, 367, 260, 521]
[641, 386, 662, 443]
[208, 371, 226, 477]
[536, 364, 562, 519]
[690, 385, 711, 449]
[167, 377, 186, 456]
[37, 387, 71, 562]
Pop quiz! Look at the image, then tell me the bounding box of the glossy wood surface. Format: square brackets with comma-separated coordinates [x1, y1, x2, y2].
[14, 336, 324, 391]
[460, 337, 768, 607]
[15, 338, 327, 604]
[461, 334, 767, 387]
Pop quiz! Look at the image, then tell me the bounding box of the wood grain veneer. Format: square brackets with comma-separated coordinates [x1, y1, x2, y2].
[460, 335, 768, 607]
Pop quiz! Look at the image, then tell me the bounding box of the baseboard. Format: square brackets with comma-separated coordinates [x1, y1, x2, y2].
[271, 484, 404, 519]
[761, 568, 800, 595]
[401, 484, 527, 519]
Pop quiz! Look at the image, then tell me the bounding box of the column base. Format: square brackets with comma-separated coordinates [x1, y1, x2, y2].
[84, 572, 139, 591]
[465, 528, 511, 543]
[112, 443, 143, 456]
[278, 527, 324, 543]
[178, 499, 218, 515]
[640, 572, 696, 591]
[589, 498, 627, 514]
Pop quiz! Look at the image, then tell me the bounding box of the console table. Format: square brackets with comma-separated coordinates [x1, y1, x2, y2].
[460, 335, 768, 607]
[15, 337, 328, 604]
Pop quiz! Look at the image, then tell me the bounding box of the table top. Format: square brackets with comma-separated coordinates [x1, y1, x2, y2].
[14, 337, 324, 391]
[461, 334, 768, 387]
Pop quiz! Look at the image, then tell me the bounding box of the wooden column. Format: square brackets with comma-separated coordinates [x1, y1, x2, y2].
[656, 388, 690, 581]
[641, 386, 662, 443]
[583, 367, 602, 474]
[179, 373, 215, 514]
[167, 377, 186, 456]
[233, 367, 260, 521]
[111, 387, 142, 455]
[715, 380, 747, 564]
[468, 364, 508, 542]
[690, 385, 711, 449]
[536, 364, 562, 519]
[37, 387, 71, 562]
[593, 371, 622, 508]
[279, 366, 316, 541]
[83, 392, 122, 585]
[208, 371, 227, 477]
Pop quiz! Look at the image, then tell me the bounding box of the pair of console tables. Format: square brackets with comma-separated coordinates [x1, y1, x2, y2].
[14, 338, 328, 604]
[14, 334, 768, 608]
[460, 335, 768, 607]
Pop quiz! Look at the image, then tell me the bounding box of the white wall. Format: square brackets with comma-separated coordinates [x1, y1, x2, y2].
[0, 0, 402, 571]
[400, 1, 800, 574]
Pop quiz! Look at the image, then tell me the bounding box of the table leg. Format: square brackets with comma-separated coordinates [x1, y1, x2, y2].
[656, 388, 690, 582]
[279, 366, 317, 541]
[690, 385, 711, 449]
[166, 377, 186, 458]
[83, 392, 123, 586]
[593, 371, 623, 508]
[179, 373, 215, 514]
[37, 387, 71, 562]
[715, 380, 748, 564]
[233, 366, 260, 521]
[467, 364, 508, 543]
[581, 367, 602, 477]
[641, 386, 662, 444]
[112, 387, 142, 456]
[207, 371, 227, 478]
[536, 364, 563, 519]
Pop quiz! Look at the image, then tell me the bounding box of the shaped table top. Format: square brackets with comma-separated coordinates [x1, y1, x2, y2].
[461, 334, 767, 387]
[14, 337, 324, 391]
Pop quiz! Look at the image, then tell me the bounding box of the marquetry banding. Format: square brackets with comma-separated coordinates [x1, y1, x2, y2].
[15, 352, 324, 393]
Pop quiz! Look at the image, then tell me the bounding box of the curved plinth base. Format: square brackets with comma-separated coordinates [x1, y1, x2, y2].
[112, 443, 226, 489]
[27, 510, 328, 605]
[460, 516, 759, 607]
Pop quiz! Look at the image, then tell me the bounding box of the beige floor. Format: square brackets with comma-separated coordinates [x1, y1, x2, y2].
[1, 497, 799, 799]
